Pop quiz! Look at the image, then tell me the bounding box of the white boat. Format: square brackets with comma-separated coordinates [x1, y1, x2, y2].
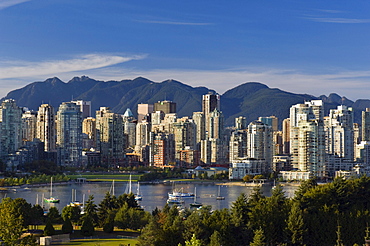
[135, 182, 142, 201]
[167, 197, 185, 205]
[216, 185, 225, 200]
[168, 187, 194, 199]
[44, 177, 60, 203]
[190, 187, 202, 208]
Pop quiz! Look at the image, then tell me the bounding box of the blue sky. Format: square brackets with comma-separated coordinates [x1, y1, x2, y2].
[1, 0, 370, 100]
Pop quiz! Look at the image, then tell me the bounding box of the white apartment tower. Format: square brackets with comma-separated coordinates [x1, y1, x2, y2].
[247, 121, 273, 171]
[289, 100, 326, 178]
[56, 102, 83, 166]
[325, 105, 354, 161]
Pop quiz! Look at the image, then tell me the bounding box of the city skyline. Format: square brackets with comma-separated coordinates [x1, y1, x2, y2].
[2, 1, 370, 99]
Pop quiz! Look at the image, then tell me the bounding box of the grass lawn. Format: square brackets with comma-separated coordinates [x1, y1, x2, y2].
[55, 228, 139, 246]
[61, 238, 138, 246]
[67, 174, 141, 182]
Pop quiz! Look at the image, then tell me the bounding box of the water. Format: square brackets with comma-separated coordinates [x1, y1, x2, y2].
[0, 182, 298, 212]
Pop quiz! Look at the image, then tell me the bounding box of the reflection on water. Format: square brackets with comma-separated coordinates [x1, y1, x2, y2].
[0, 182, 298, 212]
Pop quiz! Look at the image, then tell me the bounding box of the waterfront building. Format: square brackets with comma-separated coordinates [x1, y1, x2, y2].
[56, 102, 83, 166]
[229, 130, 247, 163]
[229, 158, 268, 179]
[297, 119, 326, 178]
[289, 100, 323, 170]
[247, 121, 273, 171]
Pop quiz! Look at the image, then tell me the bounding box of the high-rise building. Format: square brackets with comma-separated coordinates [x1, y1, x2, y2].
[208, 109, 224, 139]
[202, 93, 220, 135]
[56, 102, 83, 166]
[137, 104, 154, 122]
[173, 120, 196, 162]
[362, 108, 370, 141]
[135, 120, 151, 151]
[71, 100, 91, 119]
[192, 112, 205, 147]
[297, 120, 326, 178]
[82, 117, 96, 149]
[150, 132, 175, 168]
[229, 130, 247, 163]
[258, 116, 278, 132]
[290, 100, 324, 169]
[247, 121, 273, 170]
[95, 107, 125, 166]
[235, 116, 247, 130]
[154, 100, 176, 114]
[22, 110, 37, 144]
[36, 104, 56, 152]
[0, 99, 23, 158]
[325, 105, 354, 161]
[282, 118, 290, 155]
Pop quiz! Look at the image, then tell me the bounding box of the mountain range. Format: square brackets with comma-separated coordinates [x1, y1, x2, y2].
[3, 76, 370, 127]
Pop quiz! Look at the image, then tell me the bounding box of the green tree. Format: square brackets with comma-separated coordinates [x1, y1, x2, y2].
[84, 195, 98, 226]
[209, 230, 222, 246]
[47, 206, 62, 224]
[250, 228, 266, 246]
[0, 198, 24, 246]
[102, 210, 116, 233]
[62, 216, 73, 234]
[287, 202, 306, 245]
[98, 192, 117, 227]
[185, 234, 201, 246]
[44, 220, 55, 236]
[62, 205, 81, 225]
[81, 216, 95, 236]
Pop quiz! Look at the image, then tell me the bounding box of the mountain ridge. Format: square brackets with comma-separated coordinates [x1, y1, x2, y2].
[4, 76, 370, 127]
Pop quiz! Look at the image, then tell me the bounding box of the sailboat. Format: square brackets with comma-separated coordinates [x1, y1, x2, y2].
[44, 177, 60, 203]
[110, 180, 115, 196]
[190, 187, 202, 208]
[135, 182, 142, 201]
[216, 185, 225, 200]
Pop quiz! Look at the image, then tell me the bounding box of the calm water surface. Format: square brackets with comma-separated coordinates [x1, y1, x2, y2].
[0, 182, 298, 212]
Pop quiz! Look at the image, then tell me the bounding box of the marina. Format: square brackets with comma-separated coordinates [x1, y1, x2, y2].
[0, 181, 298, 212]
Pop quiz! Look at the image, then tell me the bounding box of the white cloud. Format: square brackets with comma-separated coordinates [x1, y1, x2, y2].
[0, 0, 30, 10]
[0, 54, 146, 80]
[306, 17, 370, 24]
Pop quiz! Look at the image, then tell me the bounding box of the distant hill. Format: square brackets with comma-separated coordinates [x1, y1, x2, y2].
[4, 76, 370, 127]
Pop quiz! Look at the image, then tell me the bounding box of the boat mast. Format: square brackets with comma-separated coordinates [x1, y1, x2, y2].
[129, 175, 132, 194]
